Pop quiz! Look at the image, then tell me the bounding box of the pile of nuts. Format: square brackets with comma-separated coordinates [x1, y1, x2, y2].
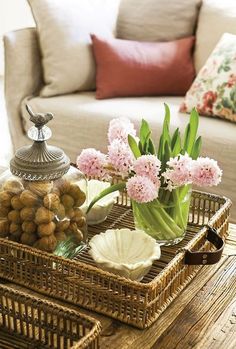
[0, 177, 87, 252]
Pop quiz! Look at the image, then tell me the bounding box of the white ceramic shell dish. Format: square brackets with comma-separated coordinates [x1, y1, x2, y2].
[81, 180, 119, 225]
[89, 229, 161, 281]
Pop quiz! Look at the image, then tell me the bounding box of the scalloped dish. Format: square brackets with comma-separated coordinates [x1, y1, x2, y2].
[89, 228, 161, 281]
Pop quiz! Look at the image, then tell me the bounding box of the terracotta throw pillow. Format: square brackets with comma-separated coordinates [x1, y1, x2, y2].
[91, 34, 195, 99]
[180, 33, 236, 122]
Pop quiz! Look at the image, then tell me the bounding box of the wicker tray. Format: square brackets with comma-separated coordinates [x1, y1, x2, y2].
[0, 283, 101, 349]
[0, 190, 231, 329]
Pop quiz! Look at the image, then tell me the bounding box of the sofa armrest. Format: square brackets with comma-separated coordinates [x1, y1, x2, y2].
[4, 28, 43, 150]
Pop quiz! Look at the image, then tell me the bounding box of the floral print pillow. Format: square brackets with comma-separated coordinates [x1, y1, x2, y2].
[180, 33, 236, 122]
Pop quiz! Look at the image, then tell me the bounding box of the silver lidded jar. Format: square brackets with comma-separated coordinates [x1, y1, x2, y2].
[0, 105, 87, 253]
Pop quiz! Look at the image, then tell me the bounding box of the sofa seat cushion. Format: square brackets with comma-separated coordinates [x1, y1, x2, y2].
[21, 92, 236, 220]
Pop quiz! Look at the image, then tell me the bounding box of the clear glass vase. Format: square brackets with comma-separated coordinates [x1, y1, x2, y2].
[132, 185, 191, 246]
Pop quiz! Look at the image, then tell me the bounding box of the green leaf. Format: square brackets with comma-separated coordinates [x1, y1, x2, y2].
[164, 141, 171, 163]
[86, 182, 126, 213]
[161, 141, 171, 173]
[54, 236, 86, 259]
[183, 123, 190, 153]
[158, 134, 163, 160]
[140, 119, 151, 147]
[191, 136, 202, 159]
[128, 134, 141, 159]
[186, 108, 199, 155]
[144, 131, 152, 152]
[158, 103, 171, 160]
[138, 140, 143, 154]
[163, 103, 170, 129]
[172, 131, 181, 156]
[171, 128, 179, 150]
[147, 138, 156, 155]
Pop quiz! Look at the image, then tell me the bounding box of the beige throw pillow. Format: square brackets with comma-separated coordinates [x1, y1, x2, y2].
[28, 0, 120, 97]
[194, 0, 236, 73]
[116, 0, 202, 42]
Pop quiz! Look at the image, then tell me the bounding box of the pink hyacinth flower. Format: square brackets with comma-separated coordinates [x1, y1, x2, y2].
[126, 176, 159, 203]
[162, 153, 193, 190]
[108, 117, 136, 144]
[76, 148, 107, 179]
[108, 139, 134, 176]
[191, 157, 222, 187]
[133, 155, 161, 184]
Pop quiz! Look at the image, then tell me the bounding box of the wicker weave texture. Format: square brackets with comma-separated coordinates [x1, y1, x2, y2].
[0, 191, 231, 329]
[0, 284, 101, 348]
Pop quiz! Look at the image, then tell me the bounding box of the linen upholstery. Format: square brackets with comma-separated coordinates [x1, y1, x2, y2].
[117, 0, 202, 42]
[194, 0, 236, 72]
[4, 28, 42, 150]
[21, 93, 236, 222]
[28, 0, 120, 97]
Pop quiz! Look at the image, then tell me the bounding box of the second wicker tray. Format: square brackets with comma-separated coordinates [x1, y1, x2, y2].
[0, 282, 101, 349]
[0, 190, 231, 329]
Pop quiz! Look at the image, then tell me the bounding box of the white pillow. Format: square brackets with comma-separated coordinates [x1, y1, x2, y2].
[116, 0, 202, 42]
[28, 0, 120, 97]
[194, 0, 236, 73]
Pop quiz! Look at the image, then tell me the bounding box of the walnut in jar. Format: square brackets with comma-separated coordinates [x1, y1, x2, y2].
[68, 184, 86, 206]
[35, 207, 55, 224]
[0, 205, 10, 218]
[0, 218, 9, 237]
[8, 210, 21, 224]
[27, 181, 53, 197]
[72, 208, 85, 225]
[54, 231, 67, 241]
[55, 179, 71, 194]
[56, 219, 70, 232]
[38, 221, 56, 237]
[11, 195, 24, 210]
[43, 193, 60, 211]
[22, 221, 37, 234]
[20, 207, 36, 221]
[20, 190, 38, 207]
[21, 232, 37, 246]
[61, 194, 74, 210]
[66, 222, 83, 242]
[0, 191, 12, 208]
[9, 222, 22, 241]
[36, 234, 57, 252]
[54, 203, 66, 220]
[9, 222, 22, 236]
[3, 179, 24, 195]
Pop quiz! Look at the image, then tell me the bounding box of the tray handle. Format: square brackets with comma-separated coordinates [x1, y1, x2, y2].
[181, 226, 224, 265]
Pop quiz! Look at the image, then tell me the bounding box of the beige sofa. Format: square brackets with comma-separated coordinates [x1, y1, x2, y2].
[4, 1, 236, 222]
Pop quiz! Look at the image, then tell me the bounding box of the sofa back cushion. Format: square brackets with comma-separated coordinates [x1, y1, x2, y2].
[194, 0, 236, 73]
[117, 0, 202, 42]
[28, 0, 120, 97]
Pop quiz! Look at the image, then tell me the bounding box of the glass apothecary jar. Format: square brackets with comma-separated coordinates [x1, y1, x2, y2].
[0, 105, 87, 253]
